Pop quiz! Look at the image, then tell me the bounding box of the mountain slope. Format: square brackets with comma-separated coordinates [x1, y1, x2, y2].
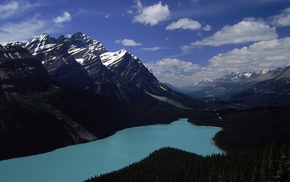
[0, 44, 97, 159]
[0, 44, 50, 92]
[19, 33, 201, 108]
[227, 66, 290, 106]
[0, 44, 190, 160]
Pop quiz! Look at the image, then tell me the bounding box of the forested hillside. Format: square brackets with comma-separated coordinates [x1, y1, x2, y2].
[86, 107, 290, 182]
[86, 145, 290, 182]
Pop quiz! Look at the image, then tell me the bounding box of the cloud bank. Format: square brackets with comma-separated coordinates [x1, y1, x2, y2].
[192, 19, 278, 47]
[146, 37, 290, 87]
[268, 7, 290, 27]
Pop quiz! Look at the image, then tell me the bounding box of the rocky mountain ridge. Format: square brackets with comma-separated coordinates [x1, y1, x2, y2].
[0, 44, 190, 160]
[11, 32, 197, 108]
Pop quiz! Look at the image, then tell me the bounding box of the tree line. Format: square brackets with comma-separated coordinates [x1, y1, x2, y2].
[85, 106, 290, 182]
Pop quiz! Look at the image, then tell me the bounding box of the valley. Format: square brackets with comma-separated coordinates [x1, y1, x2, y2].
[0, 32, 290, 181]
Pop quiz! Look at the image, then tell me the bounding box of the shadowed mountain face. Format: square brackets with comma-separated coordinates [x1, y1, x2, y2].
[16, 32, 201, 108]
[0, 44, 51, 92]
[0, 44, 191, 160]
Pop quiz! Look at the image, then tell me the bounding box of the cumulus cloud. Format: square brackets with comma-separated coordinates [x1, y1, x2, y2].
[145, 59, 201, 86]
[192, 19, 278, 46]
[115, 39, 142, 46]
[134, 0, 143, 12]
[53, 11, 71, 24]
[268, 7, 290, 27]
[166, 18, 201, 30]
[208, 37, 290, 72]
[203, 24, 212, 31]
[133, 1, 171, 26]
[146, 37, 290, 87]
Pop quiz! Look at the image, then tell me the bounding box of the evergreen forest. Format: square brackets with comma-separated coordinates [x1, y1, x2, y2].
[85, 106, 290, 182]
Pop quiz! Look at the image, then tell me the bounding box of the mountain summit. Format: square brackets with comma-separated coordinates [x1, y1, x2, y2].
[17, 32, 198, 108]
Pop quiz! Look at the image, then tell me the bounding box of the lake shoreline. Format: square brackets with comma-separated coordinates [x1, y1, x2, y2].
[0, 118, 221, 182]
[210, 138, 226, 154]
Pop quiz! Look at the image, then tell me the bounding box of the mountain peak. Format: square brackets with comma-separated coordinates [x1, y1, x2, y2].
[7, 32, 197, 108]
[31, 33, 51, 43]
[69, 32, 92, 45]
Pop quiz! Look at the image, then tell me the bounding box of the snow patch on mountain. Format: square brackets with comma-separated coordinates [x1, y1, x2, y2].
[244, 72, 252, 78]
[75, 58, 85, 64]
[100, 49, 127, 67]
[68, 47, 87, 55]
[146, 92, 191, 109]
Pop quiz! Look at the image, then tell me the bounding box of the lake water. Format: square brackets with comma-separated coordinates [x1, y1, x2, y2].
[0, 118, 221, 182]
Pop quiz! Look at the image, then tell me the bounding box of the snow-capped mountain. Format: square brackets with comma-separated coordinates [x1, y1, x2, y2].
[217, 71, 259, 82]
[1, 44, 194, 160]
[17, 32, 197, 108]
[189, 66, 290, 106]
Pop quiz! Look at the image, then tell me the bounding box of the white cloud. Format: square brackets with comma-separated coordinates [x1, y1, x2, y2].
[166, 18, 201, 31]
[146, 37, 290, 87]
[127, 9, 133, 14]
[145, 59, 201, 86]
[203, 24, 212, 31]
[0, 0, 42, 20]
[268, 7, 290, 27]
[115, 39, 142, 46]
[0, 1, 18, 19]
[208, 37, 290, 72]
[0, 17, 54, 43]
[192, 19, 278, 47]
[133, 1, 171, 26]
[142, 47, 167, 51]
[134, 0, 143, 12]
[53, 11, 71, 24]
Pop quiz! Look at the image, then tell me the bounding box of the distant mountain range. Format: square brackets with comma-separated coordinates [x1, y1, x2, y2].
[188, 66, 290, 107]
[8, 32, 198, 108]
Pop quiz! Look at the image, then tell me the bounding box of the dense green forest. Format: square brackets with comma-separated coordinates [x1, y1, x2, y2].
[86, 107, 290, 182]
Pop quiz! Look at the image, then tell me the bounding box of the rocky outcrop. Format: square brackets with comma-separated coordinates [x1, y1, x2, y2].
[0, 44, 51, 92]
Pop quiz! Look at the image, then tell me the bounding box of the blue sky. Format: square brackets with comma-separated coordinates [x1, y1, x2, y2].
[1, 0, 290, 87]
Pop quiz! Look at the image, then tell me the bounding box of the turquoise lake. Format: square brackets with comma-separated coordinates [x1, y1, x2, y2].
[0, 118, 222, 182]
